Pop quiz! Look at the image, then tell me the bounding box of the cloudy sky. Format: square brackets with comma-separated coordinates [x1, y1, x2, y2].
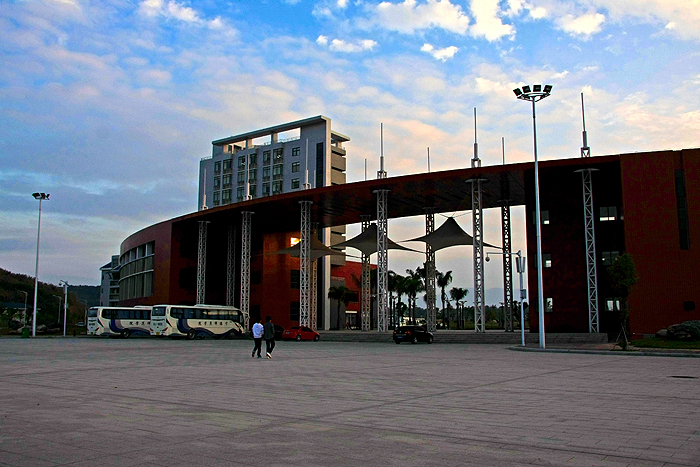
[1, 0, 699, 301]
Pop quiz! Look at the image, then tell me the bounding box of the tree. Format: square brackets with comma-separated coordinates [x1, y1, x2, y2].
[607, 253, 638, 349]
[327, 286, 358, 330]
[404, 269, 424, 325]
[449, 287, 469, 329]
[436, 270, 453, 326]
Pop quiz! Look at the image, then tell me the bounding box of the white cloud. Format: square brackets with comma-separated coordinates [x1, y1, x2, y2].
[421, 43, 458, 61]
[316, 35, 329, 45]
[558, 12, 605, 38]
[321, 38, 378, 53]
[337, 0, 349, 7]
[469, 0, 515, 41]
[369, 0, 471, 35]
[137, 0, 225, 29]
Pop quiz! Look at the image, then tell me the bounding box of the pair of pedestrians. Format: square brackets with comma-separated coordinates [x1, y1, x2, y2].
[252, 316, 276, 359]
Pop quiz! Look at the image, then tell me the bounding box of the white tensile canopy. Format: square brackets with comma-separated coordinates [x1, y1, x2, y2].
[330, 223, 420, 256]
[403, 216, 499, 251]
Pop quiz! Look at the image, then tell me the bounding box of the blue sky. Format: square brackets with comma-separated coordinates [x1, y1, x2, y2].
[1, 0, 699, 299]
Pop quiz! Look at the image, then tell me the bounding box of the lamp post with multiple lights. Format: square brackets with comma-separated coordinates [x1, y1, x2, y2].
[59, 281, 69, 337]
[31, 192, 49, 337]
[513, 84, 551, 349]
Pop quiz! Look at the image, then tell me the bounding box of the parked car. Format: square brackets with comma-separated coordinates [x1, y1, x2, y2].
[273, 324, 285, 340]
[393, 325, 433, 344]
[282, 326, 320, 341]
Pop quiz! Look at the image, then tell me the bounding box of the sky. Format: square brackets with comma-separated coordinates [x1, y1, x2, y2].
[1, 0, 699, 303]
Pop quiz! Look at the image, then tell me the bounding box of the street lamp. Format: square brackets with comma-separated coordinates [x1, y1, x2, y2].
[513, 84, 551, 349]
[18, 291, 28, 327]
[59, 281, 69, 337]
[31, 192, 50, 337]
[487, 250, 527, 346]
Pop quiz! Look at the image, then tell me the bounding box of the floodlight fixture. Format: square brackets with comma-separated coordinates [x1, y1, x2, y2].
[543, 84, 553, 93]
[513, 88, 522, 97]
[533, 84, 542, 92]
[522, 85, 531, 93]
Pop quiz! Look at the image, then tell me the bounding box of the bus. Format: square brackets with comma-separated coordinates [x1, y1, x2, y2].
[87, 306, 152, 338]
[150, 304, 244, 339]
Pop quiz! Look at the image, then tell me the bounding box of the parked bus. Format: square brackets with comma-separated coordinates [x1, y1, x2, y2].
[150, 304, 244, 339]
[87, 306, 152, 338]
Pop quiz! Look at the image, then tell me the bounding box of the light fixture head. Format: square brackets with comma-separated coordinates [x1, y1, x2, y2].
[32, 192, 41, 199]
[32, 192, 50, 200]
[533, 84, 542, 92]
[513, 88, 522, 97]
[522, 85, 531, 93]
[543, 84, 553, 93]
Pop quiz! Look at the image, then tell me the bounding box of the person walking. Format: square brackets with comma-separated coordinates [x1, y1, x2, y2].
[252, 318, 264, 358]
[263, 315, 276, 359]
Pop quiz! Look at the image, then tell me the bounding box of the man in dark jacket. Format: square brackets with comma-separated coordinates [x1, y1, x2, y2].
[263, 315, 276, 359]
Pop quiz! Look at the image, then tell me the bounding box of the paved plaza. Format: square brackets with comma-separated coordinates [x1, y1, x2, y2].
[0, 337, 699, 467]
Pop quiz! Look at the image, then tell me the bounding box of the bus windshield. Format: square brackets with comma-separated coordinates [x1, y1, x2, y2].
[152, 306, 166, 317]
[88, 308, 98, 318]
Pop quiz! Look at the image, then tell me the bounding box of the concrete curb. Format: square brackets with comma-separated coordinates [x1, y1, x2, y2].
[509, 345, 700, 358]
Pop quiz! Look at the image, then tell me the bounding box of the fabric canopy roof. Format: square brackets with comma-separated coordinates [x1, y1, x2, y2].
[403, 216, 499, 251]
[270, 236, 348, 261]
[330, 223, 420, 256]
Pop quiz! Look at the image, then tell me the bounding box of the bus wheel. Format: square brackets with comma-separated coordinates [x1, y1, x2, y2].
[186, 329, 196, 340]
[121, 329, 130, 339]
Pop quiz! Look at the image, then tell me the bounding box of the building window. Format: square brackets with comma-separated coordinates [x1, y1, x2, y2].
[600, 251, 619, 266]
[249, 184, 257, 197]
[535, 253, 552, 268]
[292, 162, 300, 173]
[532, 210, 550, 225]
[237, 187, 244, 201]
[223, 174, 232, 188]
[292, 147, 300, 157]
[291, 270, 300, 289]
[291, 178, 300, 190]
[222, 159, 232, 172]
[213, 192, 220, 204]
[249, 168, 257, 181]
[273, 148, 283, 162]
[237, 172, 245, 184]
[238, 156, 246, 169]
[272, 180, 283, 195]
[263, 150, 271, 165]
[290, 302, 300, 321]
[262, 183, 270, 196]
[213, 177, 220, 189]
[222, 189, 231, 202]
[675, 170, 690, 250]
[249, 154, 257, 167]
[214, 161, 221, 173]
[600, 206, 617, 221]
[262, 166, 270, 181]
[545, 297, 553, 313]
[273, 164, 283, 180]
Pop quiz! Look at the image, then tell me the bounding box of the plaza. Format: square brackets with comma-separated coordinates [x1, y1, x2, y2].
[1, 338, 699, 466]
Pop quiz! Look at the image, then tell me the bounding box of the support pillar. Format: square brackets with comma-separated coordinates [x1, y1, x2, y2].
[469, 179, 485, 332]
[310, 222, 319, 331]
[360, 215, 371, 331]
[375, 190, 389, 332]
[300, 201, 312, 327]
[226, 224, 236, 307]
[424, 208, 436, 332]
[501, 202, 513, 331]
[240, 212, 253, 330]
[196, 221, 209, 305]
[579, 169, 599, 332]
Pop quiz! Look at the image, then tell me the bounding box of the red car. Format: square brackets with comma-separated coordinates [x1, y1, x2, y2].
[282, 326, 320, 341]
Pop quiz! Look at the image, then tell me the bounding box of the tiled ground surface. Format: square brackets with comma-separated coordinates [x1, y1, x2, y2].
[1, 338, 699, 466]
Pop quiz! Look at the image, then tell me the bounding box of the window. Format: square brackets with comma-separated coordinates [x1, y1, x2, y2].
[532, 210, 550, 225]
[223, 174, 232, 188]
[292, 162, 300, 173]
[249, 168, 257, 181]
[600, 206, 617, 221]
[272, 180, 283, 194]
[213, 192, 220, 203]
[291, 270, 300, 289]
[675, 170, 690, 250]
[213, 177, 220, 189]
[534, 253, 552, 268]
[214, 161, 221, 173]
[237, 172, 245, 184]
[290, 302, 300, 321]
[262, 166, 270, 181]
[600, 251, 619, 266]
[291, 178, 300, 189]
[249, 184, 257, 197]
[273, 148, 283, 161]
[263, 150, 271, 165]
[223, 159, 232, 172]
[237, 186, 244, 200]
[292, 147, 300, 157]
[238, 156, 246, 169]
[273, 164, 283, 179]
[262, 183, 270, 196]
[222, 189, 231, 202]
[249, 154, 257, 167]
[545, 298, 553, 313]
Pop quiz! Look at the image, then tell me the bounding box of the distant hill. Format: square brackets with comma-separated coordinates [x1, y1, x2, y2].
[0, 268, 99, 328]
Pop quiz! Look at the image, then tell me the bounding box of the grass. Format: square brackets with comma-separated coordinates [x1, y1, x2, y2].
[630, 337, 700, 350]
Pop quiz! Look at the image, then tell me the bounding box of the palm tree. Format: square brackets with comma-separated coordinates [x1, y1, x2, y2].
[388, 270, 399, 328]
[436, 270, 453, 327]
[449, 287, 469, 329]
[328, 285, 359, 330]
[405, 268, 425, 325]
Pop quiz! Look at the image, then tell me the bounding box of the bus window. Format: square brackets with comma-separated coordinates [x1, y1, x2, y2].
[88, 309, 98, 318]
[171, 308, 184, 319]
[152, 307, 166, 316]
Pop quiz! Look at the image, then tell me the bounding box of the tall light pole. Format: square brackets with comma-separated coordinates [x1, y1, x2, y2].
[59, 281, 69, 337]
[513, 84, 551, 349]
[31, 192, 50, 337]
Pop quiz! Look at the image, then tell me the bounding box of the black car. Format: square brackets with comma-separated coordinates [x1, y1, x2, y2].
[393, 325, 433, 344]
[273, 324, 285, 340]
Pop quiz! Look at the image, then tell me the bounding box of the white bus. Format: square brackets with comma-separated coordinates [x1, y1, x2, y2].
[150, 304, 244, 339]
[87, 306, 152, 338]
